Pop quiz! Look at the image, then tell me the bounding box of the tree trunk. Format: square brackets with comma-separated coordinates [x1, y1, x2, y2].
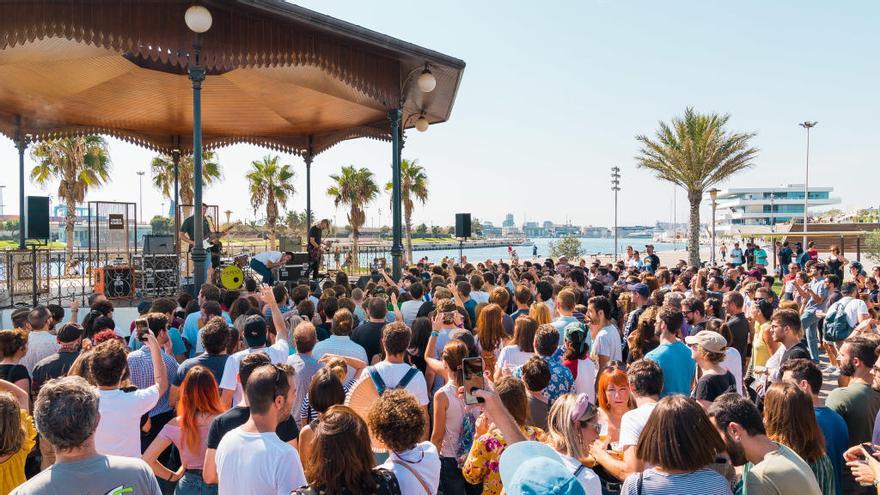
[352, 228, 360, 274]
[267, 194, 277, 250]
[688, 190, 702, 267]
[64, 195, 77, 276]
[404, 210, 414, 265]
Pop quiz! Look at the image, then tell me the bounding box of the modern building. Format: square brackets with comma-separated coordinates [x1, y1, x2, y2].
[715, 185, 840, 234]
[582, 226, 611, 238]
[481, 221, 502, 238]
[502, 213, 515, 228]
[522, 221, 546, 237]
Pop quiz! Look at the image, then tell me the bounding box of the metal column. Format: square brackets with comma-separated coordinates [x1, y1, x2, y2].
[388, 108, 403, 280]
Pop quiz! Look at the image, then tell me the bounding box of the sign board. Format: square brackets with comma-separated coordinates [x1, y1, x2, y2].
[108, 214, 124, 230]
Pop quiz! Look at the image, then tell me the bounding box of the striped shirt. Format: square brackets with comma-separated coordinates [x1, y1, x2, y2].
[312, 335, 368, 382]
[620, 468, 732, 495]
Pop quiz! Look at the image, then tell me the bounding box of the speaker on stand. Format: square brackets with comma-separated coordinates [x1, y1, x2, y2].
[455, 213, 471, 263]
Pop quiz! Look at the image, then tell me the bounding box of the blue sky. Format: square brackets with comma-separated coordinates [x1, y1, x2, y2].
[1, 0, 877, 228]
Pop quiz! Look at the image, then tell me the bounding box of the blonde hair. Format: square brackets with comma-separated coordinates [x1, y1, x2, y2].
[547, 393, 597, 460]
[325, 357, 348, 383]
[529, 302, 552, 326]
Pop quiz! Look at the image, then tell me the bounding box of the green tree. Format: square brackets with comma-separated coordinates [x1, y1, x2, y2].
[470, 217, 483, 237]
[636, 108, 758, 266]
[548, 235, 585, 260]
[246, 155, 296, 248]
[149, 215, 173, 235]
[328, 165, 379, 272]
[150, 151, 221, 217]
[385, 159, 428, 263]
[31, 136, 111, 258]
[415, 223, 428, 236]
[431, 225, 443, 237]
[865, 230, 880, 264]
[283, 210, 309, 236]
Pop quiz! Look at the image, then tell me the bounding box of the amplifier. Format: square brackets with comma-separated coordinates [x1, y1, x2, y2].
[291, 252, 310, 265]
[95, 266, 136, 299]
[279, 263, 309, 282]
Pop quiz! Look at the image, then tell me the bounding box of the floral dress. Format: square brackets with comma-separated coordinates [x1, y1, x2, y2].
[462, 425, 545, 495]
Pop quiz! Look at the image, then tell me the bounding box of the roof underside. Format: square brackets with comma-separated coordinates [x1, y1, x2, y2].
[0, 0, 465, 156]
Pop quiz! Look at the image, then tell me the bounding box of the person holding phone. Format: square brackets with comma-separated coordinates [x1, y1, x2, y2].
[844, 443, 880, 491]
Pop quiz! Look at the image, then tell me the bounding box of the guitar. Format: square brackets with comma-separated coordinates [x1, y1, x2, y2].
[307, 239, 337, 267]
[203, 222, 240, 250]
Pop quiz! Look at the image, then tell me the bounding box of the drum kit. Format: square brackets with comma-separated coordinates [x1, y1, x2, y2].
[218, 254, 250, 290]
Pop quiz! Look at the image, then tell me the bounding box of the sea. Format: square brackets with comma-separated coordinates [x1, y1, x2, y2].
[411, 237, 680, 263]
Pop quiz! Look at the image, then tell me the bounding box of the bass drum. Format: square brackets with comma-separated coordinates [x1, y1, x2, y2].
[220, 265, 244, 290]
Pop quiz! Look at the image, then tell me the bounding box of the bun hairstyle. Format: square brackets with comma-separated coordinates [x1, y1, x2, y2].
[441, 340, 469, 386]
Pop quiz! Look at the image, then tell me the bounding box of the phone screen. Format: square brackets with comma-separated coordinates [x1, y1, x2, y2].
[135, 319, 149, 342]
[461, 357, 485, 405]
[862, 442, 877, 458]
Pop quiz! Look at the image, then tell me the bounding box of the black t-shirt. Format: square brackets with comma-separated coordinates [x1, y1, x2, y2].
[781, 341, 812, 363]
[416, 300, 435, 319]
[32, 350, 80, 394]
[694, 371, 737, 403]
[0, 364, 30, 392]
[352, 321, 385, 364]
[778, 247, 793, 265]
[206, 406, 300, 449]
[726, 313, 750, 364]
[315, 323, 331, 342]
[180, 215, 211, 241]
[308, 225, 322, 249]
[175, 353, 229, 386]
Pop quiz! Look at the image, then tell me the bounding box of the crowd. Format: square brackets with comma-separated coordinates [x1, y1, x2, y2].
[3, 243, 880, 495]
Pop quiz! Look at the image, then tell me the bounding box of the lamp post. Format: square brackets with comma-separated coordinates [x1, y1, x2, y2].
[136, 171, 145, 225]
[709, 188, 719, 266]
[186, 4, 212, 292]
[769, 192, 776, 233]
[611, 166, 621, 261]
[799, 121, 817, 249]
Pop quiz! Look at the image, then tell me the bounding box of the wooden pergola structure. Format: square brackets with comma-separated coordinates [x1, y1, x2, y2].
[0, 0, 465, 286]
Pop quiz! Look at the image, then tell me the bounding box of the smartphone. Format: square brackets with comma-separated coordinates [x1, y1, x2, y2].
[134, 319, 151, 342]
[862, 442, 877, 458]
[461, 357, 485, 405]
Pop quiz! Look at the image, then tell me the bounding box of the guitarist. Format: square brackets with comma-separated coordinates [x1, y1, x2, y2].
[180, 204, 212, 281]
[308, 219, 330, 279]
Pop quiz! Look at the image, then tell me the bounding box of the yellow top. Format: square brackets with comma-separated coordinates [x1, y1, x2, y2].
[752, 321, 772, 368]
[0, 409, 36, 495]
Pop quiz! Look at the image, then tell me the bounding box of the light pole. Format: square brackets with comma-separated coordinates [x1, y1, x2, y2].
[611, 166, 621, 261]
[0, 185, 5, 216]
[709, 188, 719, 266]
[769, 192, 776, 233]
[185, 4, 212, 292]
[799, 121, 817, 249]
[136, 171, 145, 224]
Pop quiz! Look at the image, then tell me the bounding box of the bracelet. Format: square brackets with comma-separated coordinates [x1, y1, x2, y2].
[430, 331, 439, 337]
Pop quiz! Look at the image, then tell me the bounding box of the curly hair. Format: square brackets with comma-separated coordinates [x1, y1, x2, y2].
[0, 329, 28, 358]
[367, 389, 425, 453]
[90, 339, 128, 387]
[34, 376, 100, 451]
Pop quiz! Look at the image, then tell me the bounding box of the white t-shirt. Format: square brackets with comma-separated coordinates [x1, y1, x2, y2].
[833, 297, 870, 328]
[219, 340, 290, 405]
[95, 386, 161, 458]
[559, 453, 602, 494]
[400, 300, 423, 326]
[618, 402, 658, 449]
[471, 291, 490, 304]
[571, 358, 597, 405]
[369, 361, 429, 406]
[252, 251, 283, 265]
[592, 325, 623, 363]
[721, 348, 744, 395]
[495, 345, 533, 373]
[379, 441, 441, 495]
[215, 427, 305, 495]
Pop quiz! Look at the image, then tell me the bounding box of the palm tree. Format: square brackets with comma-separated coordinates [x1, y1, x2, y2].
[283, 210, 309, 236]
[246, 155, 296, 248]
[31, 136, 111, 260]
[385, 159, 428, 263]
[150, 151, 221, 217]
[636, 107, 759, 266]
[327, 165, 379, 272]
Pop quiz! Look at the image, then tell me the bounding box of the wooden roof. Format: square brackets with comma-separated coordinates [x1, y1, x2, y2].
[0, 0, 465, 155]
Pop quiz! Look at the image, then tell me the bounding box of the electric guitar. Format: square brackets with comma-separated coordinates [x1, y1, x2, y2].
[203, 222, 240, 250]
[307, 239, 337, 266]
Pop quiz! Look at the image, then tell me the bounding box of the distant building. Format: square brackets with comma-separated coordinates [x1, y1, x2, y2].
[482, 221, 502, 238]
[716, 185, 840, 234]
[522, 221, 546, 237]
[502, 213, 515, 228]
[542, 220, 554, 231]
[582, 226, 610, 238]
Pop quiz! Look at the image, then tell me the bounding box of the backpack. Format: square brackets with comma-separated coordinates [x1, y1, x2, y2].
[367, 366, 419, 395]
[824, 297, 856, 342]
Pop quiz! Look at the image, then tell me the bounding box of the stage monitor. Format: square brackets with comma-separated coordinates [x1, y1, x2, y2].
[26, 196, 50, 240]
[143, 234, 176, 255]
[455, 213, 471, 238]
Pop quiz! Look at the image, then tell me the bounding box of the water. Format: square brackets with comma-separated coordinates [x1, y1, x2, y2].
[410, 237, 680, 263]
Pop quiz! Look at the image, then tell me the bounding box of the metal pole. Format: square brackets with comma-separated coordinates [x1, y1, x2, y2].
[0, 185, 6, 216]
[15, 118, 27, 250]
[799, 121, 817, 248]
[137, 171, 145, 224]
[189, 40, 207, 292]
[172, 146, 180, 251]
[389, 108, 403, 281]
[304, 152, 313, 229]
[711, 200, 717, 266]
[611, 167, 620, 262]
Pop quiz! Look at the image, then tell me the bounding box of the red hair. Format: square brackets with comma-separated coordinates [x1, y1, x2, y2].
[476, 303, 505, 353]
[178, 365, 224, 452]
[597, 368, 630, 412]
[91, 329, 121, 345]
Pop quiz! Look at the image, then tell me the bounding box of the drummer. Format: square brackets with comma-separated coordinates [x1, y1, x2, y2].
[249, 250, 294, 286]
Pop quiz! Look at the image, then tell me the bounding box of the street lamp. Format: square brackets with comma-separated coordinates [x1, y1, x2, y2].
[769, 192, 776, 233]
[709, 188, 719, 266]
[186, 3, 212, 292]
[611, 166, 621, 261]
[799, 121, 817, 249]
[136, 171, 145, 225]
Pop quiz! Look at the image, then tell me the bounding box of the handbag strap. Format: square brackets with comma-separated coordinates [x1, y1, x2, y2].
[637, 471, 644, 495]
[390, 459, 431, 495]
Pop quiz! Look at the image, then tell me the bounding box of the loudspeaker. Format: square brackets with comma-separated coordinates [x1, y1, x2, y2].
[26, 196, 50, 240]
[279, 264, 307, 282]
[291, 252, 310, 265]
[95, 266, 135, 299]
[143, 234, 175, 254]
[455, 213, 471, 238]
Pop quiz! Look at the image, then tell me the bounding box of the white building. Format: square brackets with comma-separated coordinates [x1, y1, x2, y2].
[715, 184, 840, 234]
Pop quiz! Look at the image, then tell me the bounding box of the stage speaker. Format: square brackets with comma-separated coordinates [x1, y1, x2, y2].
[143, 234, 175, 254]
[279, 264, 307, 282]
[455, 213, 471, 238]
[26, 196, 50, 240]
[95, 266, 135, 299]
[291, 252, 310, 265]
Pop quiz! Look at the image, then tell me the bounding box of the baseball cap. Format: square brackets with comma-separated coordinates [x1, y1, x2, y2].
[499, 441, 586, 495]
[747, 269, 762, 278]
[627, 283, 650, 298]
[564, 322, 587, 354]
[243, 314, 268, 347]
[56, 322, 83, 343]
[685, 331, 727, 353]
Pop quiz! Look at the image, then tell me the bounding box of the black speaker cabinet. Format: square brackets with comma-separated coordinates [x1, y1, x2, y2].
[26, 196, 50, 240]
[95, 266, 135, 299]
[143, 234, 176, 254]
[455, 213, 472, 238]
